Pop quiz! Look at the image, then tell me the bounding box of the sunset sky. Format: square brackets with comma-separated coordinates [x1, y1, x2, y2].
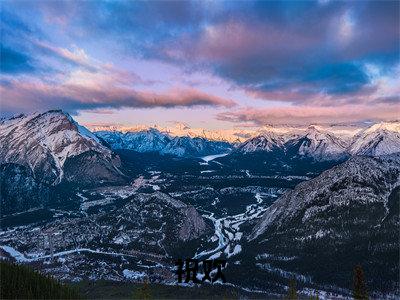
[1, 0, 399, 130]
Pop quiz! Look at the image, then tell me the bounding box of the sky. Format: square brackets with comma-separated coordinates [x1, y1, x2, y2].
[1, 0, 399, 130]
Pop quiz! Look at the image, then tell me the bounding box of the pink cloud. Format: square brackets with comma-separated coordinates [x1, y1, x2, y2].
[0, 78, 235, 115]
[217, 105, 400, 125]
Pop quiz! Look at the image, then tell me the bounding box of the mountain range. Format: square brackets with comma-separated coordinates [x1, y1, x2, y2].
[95, 129, 232, 157]
[235, 123, 400, 161]
[246, 154, 400, 292]
[1, 109, 399, 296]
[97, 121, 400, 161]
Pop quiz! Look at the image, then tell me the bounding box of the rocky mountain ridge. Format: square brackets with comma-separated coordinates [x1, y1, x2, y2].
[236, 122, 400, 160]
[0, 110, 125, 185]
[95, 129, 232, 157]
[247, 153, 400, 292]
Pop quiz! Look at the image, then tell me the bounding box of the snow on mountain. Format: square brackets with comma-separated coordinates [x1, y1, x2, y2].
[250, 153, 400, 239]
[348, 121, 400, 156]
[248, 153, 400, 292]
[236, 126, 349, 160]
[95, 129, 232, 157]
[96, 128, 171, 153]
[88, 122, 364, 144]
[236, 132, 285, 153]
[236, 122, 399, 160]
[162, 136, 231, 157]
[0, 110, 124, 185]
[90, 123, 254, 143]
[285, 126, 349, 160]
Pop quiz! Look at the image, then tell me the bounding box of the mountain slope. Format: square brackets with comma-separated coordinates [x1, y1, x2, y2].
[0, 110, 125, 186]
[235, 122, 399, 161]
[248, 154, 400, 292]
[0, 110, 126, 215]
[95, 129, 171, 153]
[349, 122, 400, 156]
[285, 126, 349, 160]
[161, 136, 231, 157]
[236, 133, 285, 153]
[96, 130, 231, 157]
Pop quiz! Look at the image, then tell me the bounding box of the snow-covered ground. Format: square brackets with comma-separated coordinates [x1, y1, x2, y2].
[194, 192, 279, 260]
[0, 245, 142, 262]
[201, 153, 229, 163]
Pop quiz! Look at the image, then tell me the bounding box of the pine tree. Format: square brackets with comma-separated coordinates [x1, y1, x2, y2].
[0, 261, 81, 299]
[353, 265, 368, 300]
[286, 278, 298, 300]
[132, 278, 152, 299]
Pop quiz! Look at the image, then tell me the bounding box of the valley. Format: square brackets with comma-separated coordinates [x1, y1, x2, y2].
[0, 111, 399, 298]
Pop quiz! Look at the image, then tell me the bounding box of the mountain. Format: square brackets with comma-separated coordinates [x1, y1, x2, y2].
[235, 126, 349, 161]
[235, 122, 399, 161]
[249, 154, 400, 292]
[95, 129, 171, 153]
[0, 110, 125, 185]
[88, 122, 364, 144]
[236, 133, 285, 153]
[349, 121, 400, 156]
[95, 129, 232, 157]
[285, 126, 349, 160]
[0, 110, 126, 215]
[161, 136, 231, 157]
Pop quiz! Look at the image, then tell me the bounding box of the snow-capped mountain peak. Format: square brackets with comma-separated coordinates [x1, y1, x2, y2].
[236, 133, 285, 153]
[96, 128, 232, 157]
[348, 121, 400, 156]
[290, 126, 349, 160]
[0, 110, 123, 185]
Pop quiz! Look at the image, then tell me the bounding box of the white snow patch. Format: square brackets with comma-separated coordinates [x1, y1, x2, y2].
[122, 269, 146, 280]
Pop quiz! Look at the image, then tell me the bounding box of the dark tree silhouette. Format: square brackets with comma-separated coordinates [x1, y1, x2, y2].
[353, 265, 368, 300]
[0, 261, 81, 299]
[132, 278, 152, 299]
[286, 278, 298, 300]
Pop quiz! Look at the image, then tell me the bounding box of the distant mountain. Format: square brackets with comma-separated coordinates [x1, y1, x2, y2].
[236, 132, 285, 153]
[95, 129, 171, 154]
[249, 154, 400, 292]
[88, 122, 365, 144]
[349, 122, 400, 156]
[0, 110, 126, 215]
[235, 122, 399, 161]
[162, 136, 231, 157]
[95, 129, 232, 157]
[285, 126, 349, 160]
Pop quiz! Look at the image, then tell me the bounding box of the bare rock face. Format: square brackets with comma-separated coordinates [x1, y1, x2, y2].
[0, 110, 126, 214]
[0, 110, 125, 186]
[179, 206, 208, 241]
[249, 154, 400, 293]
[250, 154, 400, 238]
[0, 163, 50, 215]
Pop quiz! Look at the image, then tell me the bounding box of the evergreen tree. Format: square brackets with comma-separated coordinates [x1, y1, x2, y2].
[132, 278, 152, 299]
[0, 261, 81, 299]
[286, 278, 298, 300]
[353, 265, 368, 300]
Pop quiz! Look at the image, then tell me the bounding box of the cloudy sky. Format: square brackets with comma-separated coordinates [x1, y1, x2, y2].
[1, 0, 399, 129]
